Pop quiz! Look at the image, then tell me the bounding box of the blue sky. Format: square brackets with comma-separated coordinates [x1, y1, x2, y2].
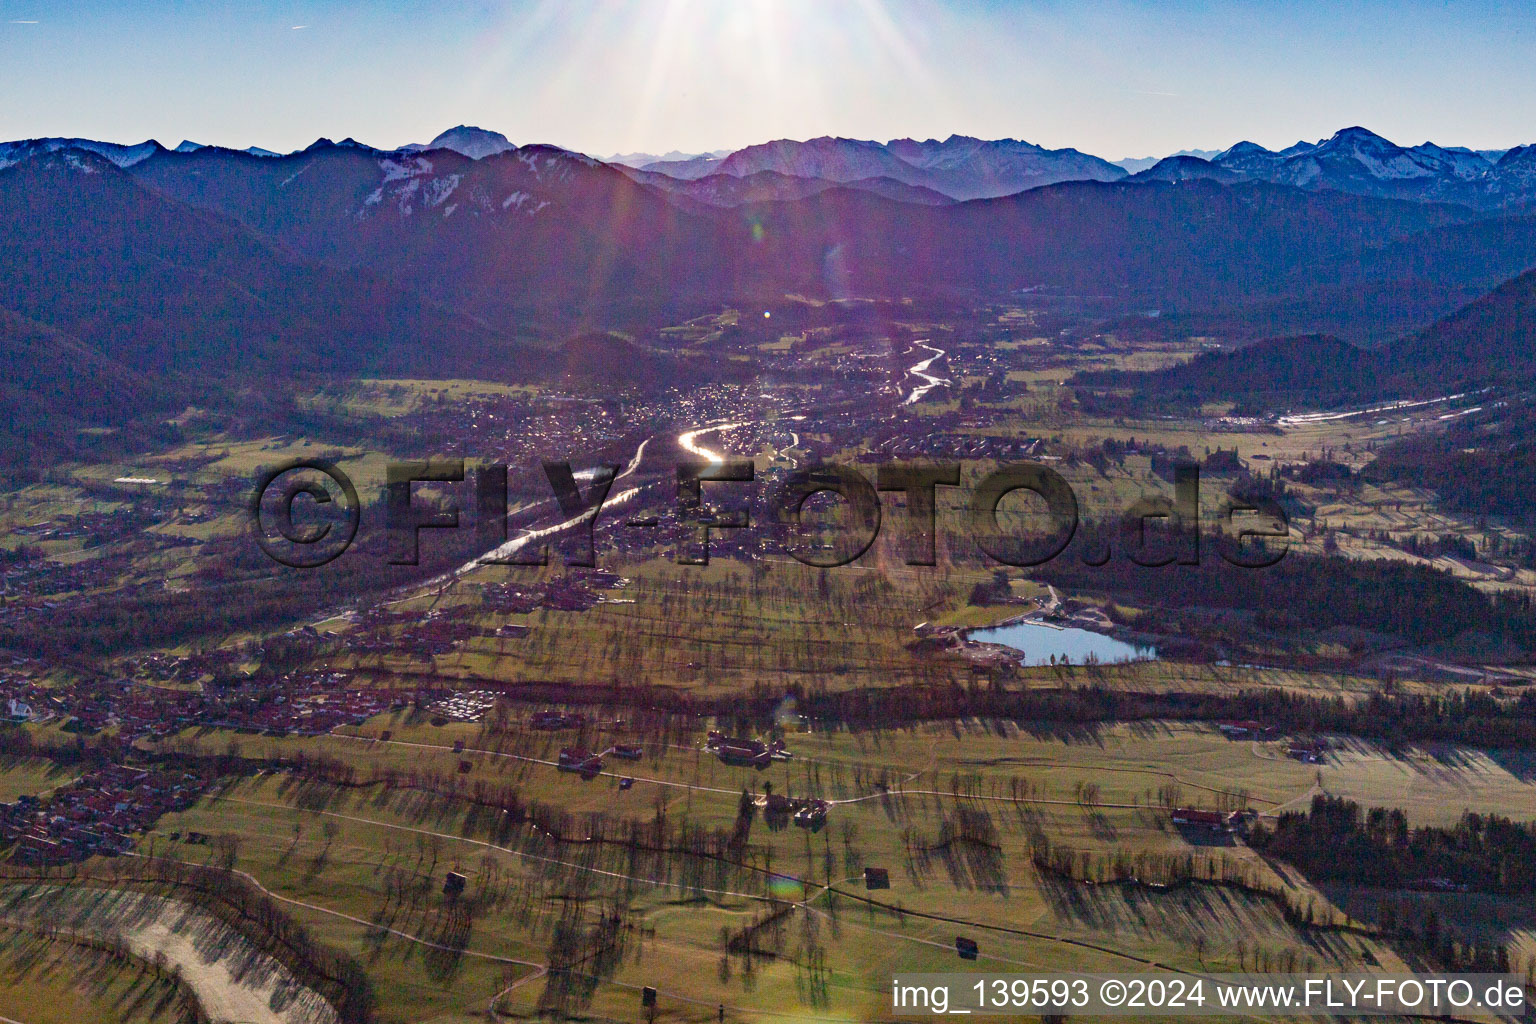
[3, 1, 1534, 159]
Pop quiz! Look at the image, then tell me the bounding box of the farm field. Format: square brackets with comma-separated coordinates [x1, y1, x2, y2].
[0, 758, 76, 802]
[3, 255, 1535, 1024]
[117, 714, 1536, 1022]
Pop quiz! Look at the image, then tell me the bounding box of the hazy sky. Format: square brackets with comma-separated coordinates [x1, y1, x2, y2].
[3, 0, 1535, 159]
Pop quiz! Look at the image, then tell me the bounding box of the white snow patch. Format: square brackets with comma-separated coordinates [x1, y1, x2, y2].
[1351, 145, 1434, 180]
[423, 173, 461, 207]
[394, 177, 421, 215]
[379, 156, 432, 181]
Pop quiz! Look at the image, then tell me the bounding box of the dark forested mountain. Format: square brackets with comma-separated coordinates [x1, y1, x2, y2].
[1074, 265, 1536, 410]
[1363, 398, 1536, 532]
[0, 306, 178, 469]
[1127, 155, 1246, 184]
[0, 149, 528, 381]
[127, 142, 1497, 322]
[1390, 266, 1536, 385]
[731, 178, 1474, 307]
[557, 332, 756, 392]
[0, 307, 163, 421]
[1074, 333, 1384, 410]
[129, 141, 736, 322]
[11, 136, 1536, 387]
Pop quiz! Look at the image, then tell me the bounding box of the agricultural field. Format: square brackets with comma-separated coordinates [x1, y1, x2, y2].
[4, 297, 1536, 1023]
[108, 714, 1533, 1022]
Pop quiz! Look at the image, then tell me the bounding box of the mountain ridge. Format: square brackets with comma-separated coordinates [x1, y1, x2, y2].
[11, 125, 1536, 206]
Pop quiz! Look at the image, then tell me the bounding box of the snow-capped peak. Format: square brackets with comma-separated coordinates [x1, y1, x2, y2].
[0, 136, 164, 170]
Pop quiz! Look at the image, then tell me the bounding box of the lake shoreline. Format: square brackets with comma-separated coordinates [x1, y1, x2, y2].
[965, 615, 1158, 667]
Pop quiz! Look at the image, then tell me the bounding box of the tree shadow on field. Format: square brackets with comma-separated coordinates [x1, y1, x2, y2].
[913, 806, 1010, 896]
[1173, 825, 1235, 848]
[1124, 719, 1179, 742]
[1486, 748, 1536, 783]
[1013, 721, 1109, 746]
[1084, 810, 1118, 842]
[1035, 873, 1300, 951]
[275, 775, 351, 813]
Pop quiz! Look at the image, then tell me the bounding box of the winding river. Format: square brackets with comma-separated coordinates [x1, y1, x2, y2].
[903, 340, 951, 405]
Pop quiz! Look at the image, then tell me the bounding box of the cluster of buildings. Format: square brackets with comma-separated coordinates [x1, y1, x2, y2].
[1217, 720, 1330, 763]
[195, 680, 400, 737]
[864, 430, 1041, 461]
[1, 672, 50, 723]
[706, 732, 791, 768]
[1171, 807, 1251, 833]
[764, 792, 828, 830]
[557, 746, 605, 776]
[481, 573, 628, 616]
[1217, 720, 1277, 739]
[430, 690, 500, 722]
[530, 710, 587, 730]
[307, 571, 631, 661]
[3, 671, 404, 743]
[394, 392, 629, 466]
[1, 502, 209, 626]
[10, 506, 158, 545]
[123, 648, 244, 685]
[1286, 737, 1331, 764]
[0, 548, 136, 618]
[1, 764, 208, 865]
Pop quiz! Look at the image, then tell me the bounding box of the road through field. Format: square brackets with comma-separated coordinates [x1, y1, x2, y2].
[328, 729, 1321, 815]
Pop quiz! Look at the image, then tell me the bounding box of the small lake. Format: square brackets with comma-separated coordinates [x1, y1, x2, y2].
[968, 621, 1156, 666]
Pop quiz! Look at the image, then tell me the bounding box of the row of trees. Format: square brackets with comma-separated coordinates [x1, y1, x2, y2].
[1028, 833, 1532, 979]
[1037, 524, 1536, 648]
[1249, 795, 1536, 894]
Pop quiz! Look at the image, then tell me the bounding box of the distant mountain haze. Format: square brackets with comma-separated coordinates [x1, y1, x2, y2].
[12, 125, 1536, 207]
[1113, 149, 1223, 174]
[607, 148, 733, 168]
[617, 166, 956, 208]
